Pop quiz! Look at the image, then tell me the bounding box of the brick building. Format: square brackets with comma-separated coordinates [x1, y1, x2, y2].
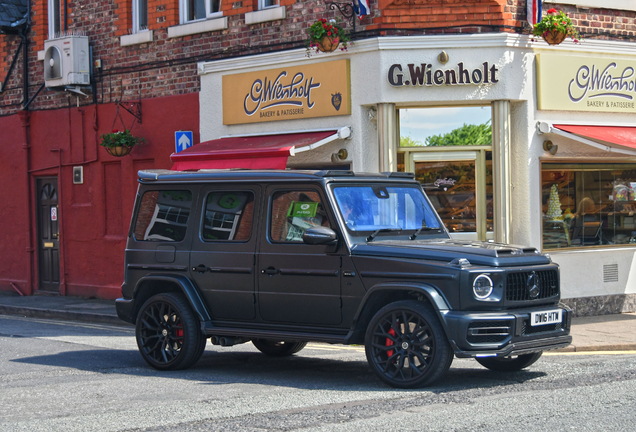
[1, 0, 636, 312]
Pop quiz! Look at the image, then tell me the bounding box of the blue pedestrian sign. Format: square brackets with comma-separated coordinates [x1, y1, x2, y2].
[175, 131, 193, 153]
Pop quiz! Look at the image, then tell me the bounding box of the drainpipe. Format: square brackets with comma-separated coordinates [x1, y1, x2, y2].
[18, 110, 34, 295]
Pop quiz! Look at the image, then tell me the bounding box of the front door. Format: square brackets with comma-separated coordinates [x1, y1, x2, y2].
[258, 185, 342, 326]
[36, 177, 60, 292]
[409, 150, 493, 241]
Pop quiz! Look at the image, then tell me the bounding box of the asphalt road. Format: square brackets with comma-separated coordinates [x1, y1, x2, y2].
[1, 314, 635, 432]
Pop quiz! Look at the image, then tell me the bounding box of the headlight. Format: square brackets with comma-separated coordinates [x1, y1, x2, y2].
[473, 274, 494, 299]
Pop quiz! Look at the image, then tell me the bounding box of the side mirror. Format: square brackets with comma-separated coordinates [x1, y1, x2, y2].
[302, 226, 338, 245]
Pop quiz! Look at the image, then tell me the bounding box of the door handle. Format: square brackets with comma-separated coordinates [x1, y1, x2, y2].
[261, 267, 279, 276]
[195, 264, 208, 274]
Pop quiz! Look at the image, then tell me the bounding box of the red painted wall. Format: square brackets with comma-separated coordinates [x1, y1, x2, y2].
[0, 92, 199, 299]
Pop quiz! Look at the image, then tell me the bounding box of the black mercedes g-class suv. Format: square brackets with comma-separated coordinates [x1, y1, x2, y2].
[116, 169, 571, 388]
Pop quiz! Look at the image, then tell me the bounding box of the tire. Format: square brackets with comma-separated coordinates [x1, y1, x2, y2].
[475, 352, 543, 372]
[135, 293, 203, 370]
[252, 339, 307, 356]
[365, 300, 453, 389]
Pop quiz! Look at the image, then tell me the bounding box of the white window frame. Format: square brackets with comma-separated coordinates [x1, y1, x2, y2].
[132, 0, 149, 34]
[258, 0, 278, 10]
[179, 0, 223, 24]
[543, 0, 636, 12]
[48, 0, 62, 39]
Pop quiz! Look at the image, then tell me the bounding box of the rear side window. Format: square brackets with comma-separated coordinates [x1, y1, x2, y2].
[134, 190, 193, 242]
[202, 191, 254, 241]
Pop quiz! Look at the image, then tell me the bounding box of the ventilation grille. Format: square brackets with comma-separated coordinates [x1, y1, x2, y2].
[603, 264, 619, 283]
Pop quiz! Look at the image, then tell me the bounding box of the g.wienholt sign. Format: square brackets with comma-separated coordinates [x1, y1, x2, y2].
[388, 61, 499, 87]
[223, 60, 351, 125]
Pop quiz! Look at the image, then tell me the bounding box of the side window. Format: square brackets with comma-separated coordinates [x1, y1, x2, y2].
[259, 0, 277, 9]
[202, 191, 254, 241]
[132, 0, 149, 33]
[270, 190, 331, 243]
[180, 0, 222, 23]
[134, 190, 193, 242]
[48, 0, 62, 39]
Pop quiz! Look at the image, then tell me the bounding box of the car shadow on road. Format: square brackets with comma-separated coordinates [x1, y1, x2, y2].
[11, 345, 548, 392]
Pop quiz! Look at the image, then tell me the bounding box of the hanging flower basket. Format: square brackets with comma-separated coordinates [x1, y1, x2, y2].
[317, 36, 340, 53]
[100, 129, 145, 157]
[307, 18, 351, 56]
[532, 9, 580, 45]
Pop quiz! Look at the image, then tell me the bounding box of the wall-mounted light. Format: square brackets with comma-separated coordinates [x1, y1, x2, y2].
[543, 140, 558, 155]
[331, 148, 348, 163]
[438, 51, 449, 64]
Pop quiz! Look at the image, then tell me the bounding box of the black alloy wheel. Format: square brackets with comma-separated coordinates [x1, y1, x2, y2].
[365, 300, 453, 389]
[252, 339, 307, 356]
[135, 293, 203, 370]
[475, 352, 543, 372]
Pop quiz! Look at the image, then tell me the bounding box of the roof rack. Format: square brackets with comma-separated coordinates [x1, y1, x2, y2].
[383, 172, 415, 179]
[315, 170, 356, 177]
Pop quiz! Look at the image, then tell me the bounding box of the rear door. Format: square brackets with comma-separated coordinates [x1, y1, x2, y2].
[190, 186, 260, 321]
[257, 185, 342, 325]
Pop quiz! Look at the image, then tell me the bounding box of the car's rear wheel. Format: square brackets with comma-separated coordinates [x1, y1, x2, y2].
[135, 293, 203, 370]
[252, 339, 307, 356]
[475, 352, 543, 372]
[365, 300, 453, 389]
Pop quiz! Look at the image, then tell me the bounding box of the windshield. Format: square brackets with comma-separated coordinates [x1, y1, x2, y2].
[332, 184, 442, 234]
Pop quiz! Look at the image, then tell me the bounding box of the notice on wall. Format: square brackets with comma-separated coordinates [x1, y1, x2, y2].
[222, 60, 351, 125]
[536, 53, 636, 113]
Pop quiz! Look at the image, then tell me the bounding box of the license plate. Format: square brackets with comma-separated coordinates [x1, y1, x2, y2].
[530, 309, 563, 327]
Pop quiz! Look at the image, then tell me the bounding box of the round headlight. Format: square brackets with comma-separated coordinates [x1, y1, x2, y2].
[473, 274, 493, 299]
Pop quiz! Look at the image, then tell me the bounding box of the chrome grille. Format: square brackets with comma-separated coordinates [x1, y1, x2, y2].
[506, 270, 559, 301]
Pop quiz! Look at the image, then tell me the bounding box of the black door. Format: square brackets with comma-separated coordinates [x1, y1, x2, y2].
[37, 178, 60, 292]
[258, 185, 342, 325]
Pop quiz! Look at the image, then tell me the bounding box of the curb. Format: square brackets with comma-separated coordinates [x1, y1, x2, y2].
[555, 343, 636, 353]
[0, 305, 132, 327]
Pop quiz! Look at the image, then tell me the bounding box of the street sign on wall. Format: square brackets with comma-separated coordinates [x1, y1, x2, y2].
[175, 131, 193, 153]
[222, 59, 351, 125]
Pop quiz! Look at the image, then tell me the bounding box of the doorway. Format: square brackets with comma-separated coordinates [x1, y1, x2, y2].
[36, 177, 60, 292]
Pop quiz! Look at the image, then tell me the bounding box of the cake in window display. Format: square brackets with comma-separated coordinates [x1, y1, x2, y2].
[612, 180, 636, 202]
[546, 184, 563, 221]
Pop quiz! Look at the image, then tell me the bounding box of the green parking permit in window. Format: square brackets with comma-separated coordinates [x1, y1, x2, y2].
[287, 201, 319, 218]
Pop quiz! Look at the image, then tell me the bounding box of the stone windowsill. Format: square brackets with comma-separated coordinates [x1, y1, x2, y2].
[168, 17, 228, 39]
[245, 6, 286, 25]
[120, 30, 154, 47]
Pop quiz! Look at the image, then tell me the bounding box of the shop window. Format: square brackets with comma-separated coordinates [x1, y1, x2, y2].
[132, 0, 149, 33]
[202, 191, 254, 241]
[48, 0, 63, 39]
[181, 0, 222, 23]
[542, 164, 636, 249]
[134, 190, 193, 242]
[270, 191, 330, 243]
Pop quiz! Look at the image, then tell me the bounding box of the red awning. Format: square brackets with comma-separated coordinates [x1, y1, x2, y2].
[553, 125, 636, 151]
[170, 128, 350, 171]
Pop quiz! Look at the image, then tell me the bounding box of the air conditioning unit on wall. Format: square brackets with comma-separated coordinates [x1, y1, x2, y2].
[44, 35, 90, 88]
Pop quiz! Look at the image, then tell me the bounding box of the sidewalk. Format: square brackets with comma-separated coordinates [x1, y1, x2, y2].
[0, 291, 635, 352]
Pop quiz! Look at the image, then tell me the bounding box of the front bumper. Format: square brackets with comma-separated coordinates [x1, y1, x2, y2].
[442, 304, 572, 358]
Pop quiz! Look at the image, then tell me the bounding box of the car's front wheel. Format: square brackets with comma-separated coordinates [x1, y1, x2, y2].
[475, 352, 543, 372]
[365, 300, 453, 389]
[252, 339, 307, 356]
[135, 293, 204, 370]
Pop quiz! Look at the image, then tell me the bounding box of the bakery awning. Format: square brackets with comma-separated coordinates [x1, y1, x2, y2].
[170, 126, 351, 171]
[538, 122, 636, 156]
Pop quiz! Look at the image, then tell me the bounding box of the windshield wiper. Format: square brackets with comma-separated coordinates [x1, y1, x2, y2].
[366, 228, 402, 242]
[409, 226, 437, 240]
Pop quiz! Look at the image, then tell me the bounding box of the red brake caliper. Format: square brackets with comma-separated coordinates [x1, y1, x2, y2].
[386, 327, 396, 358]
[175, 328, 183, 338]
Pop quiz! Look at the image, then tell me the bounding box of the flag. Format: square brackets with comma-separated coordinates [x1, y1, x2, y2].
[527, 0, 542, 27]
[354, 0, 370, 19]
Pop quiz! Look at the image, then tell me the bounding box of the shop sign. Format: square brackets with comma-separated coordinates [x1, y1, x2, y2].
[537, 53, 636, 113]
[387, 62, 499, 87]
[222, 60, 351, 125]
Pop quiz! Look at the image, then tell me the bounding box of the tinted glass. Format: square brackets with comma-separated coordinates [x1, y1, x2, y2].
[134, 190, 192, 242]
[270, 191, 330, 243]
[202, 191, 254, 241]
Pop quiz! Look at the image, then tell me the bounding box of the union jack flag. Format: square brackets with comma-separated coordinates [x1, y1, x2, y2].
[354, 0, 370, 19]
[527, 0, 542, 27]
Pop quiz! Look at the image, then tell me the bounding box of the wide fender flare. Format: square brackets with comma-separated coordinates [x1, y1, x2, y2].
[353, 281, 452, 336]
[133, 274, 212, 323]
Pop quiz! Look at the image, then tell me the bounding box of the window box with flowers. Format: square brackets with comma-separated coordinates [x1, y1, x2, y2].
[533, 8, 580, 45]
[100, 129, 146, 157]
[307, 18, 351, 55]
